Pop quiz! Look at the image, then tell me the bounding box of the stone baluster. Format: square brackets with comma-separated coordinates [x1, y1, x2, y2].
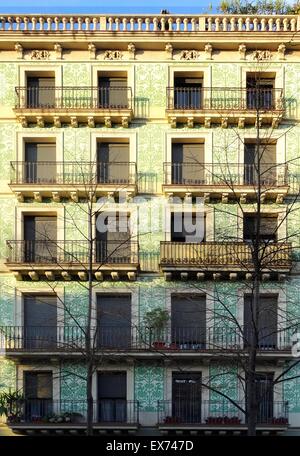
[207, 17, 212, 31]
[24, 17, 29, 31]
[253, 17, 258, 31]
[261, 18, 266, 31]
[145, 17, 150, 31]
[138, 18, 143, 31]
[245, 17, 250, 31]
[191, 17, 196, 31]
[92, 17, 98, 30]
[160, 17, 166, 31]
[0, 17, 5, 30]
[230, 17, 236, 31]
[176, 18, 181, 31]
[238, 17, 243, 31]
[291, 18, 296, 31]
[168, 18, 173, 31]
[47, 17, 53, 31]
[62, 17, 67, 31]
[69, 17, 74, 31]
[77, 17, 83, 31]
[130, 18, 135, 31]
[16, 16, 21, 31]
[39, 17, 45, 30]
[276, 18, 281, 31]
[85, 17, 91, 30]
[283, 17, 288, 31]
[115, 17, 120, 31]
[32, 16, 37, 31]
[215, 17, 220, 31]
[54, 16, 59, 31]
[153, 17, 158, 31]
[222, 17, 228, 31]
[123, 17, 128, 31]
[183, 17, 188, 31]
[268, 18, 273, 31]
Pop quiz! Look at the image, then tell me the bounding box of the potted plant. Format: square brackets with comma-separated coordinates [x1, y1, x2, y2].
[143, 308, 169, 349]
[0, 390, 24, 423]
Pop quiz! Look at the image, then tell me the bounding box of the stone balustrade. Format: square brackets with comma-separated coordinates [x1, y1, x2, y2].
[0, 14, 299, 32]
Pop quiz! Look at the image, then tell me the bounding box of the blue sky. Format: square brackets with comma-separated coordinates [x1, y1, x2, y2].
[0, 0, 219, 14]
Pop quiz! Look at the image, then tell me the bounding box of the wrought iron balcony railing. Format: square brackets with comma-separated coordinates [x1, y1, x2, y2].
[0, 325, 294, 352]
[167, 87, 283, 111]
[10, 161, 137, 186]
[7, 399, 139, 425]
[163, 162, 288, 187]
[160, 241, 292, 271]
[158, 400, 289, 426]
[6, 240, 139, 265]
[15, 86, 133, 110]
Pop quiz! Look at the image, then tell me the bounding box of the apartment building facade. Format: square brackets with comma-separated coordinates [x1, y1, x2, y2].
[0, 13, 300, 435]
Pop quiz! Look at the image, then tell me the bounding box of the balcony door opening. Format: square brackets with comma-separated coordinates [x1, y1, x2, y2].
[171, 294, 206, 349]
[173, 71, 203, 109]
[96, 212, 131, 263]
[24, 215, 57, 262]
[171, 141, 205, 184]
[171, 212, 206, 243]
[98, 71, 128, 108]
[246, 372, 274, 424]
[25, 141, 56, 184]
[172, 372, 202, 423]
[97, 294, 131, 349]
[26, 73, 55, 108]
[244, 141, 276, 185]
[24, 371, 53, 421]
[246, 72, 275, 110]
[243, 213, 278, 243]
[244, 294, 278, 350]
[98, 372, 127, 422]
[97, 141, 129, 184]
[24, 294, 57, 349]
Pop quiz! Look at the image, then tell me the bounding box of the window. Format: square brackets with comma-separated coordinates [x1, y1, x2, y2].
[243, 214, 277, 242]
[173, 73, 203, 109]
[97, 141, 130, 184]
[172, 372, 202, 423]
[171, 142, 205, 184]
[171, 212, 206, 242]
[24, 142, 56, 184]
[24, 294, 57, 349]
[171, 294, 206, 349]
[26, 75, 55, 108]
[244, 294, 278, 349]
[96, 212, 131, 263]
[97, 372, 127, 422]
[246, 73, 275, 110]
[98, 73, 128, 108]
[244, 141, 276, 185]
[97, 294, 131, 349]
[24, 371, 53, 420]
[24, 215, 57, 262]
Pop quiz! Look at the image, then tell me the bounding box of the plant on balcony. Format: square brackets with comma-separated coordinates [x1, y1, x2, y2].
[47, 411, 84, 424]
[0, 390, 24, 423]
[164, 415, 182, 424]
[143, 307, 169, 349]
[205, 416, 241, 425]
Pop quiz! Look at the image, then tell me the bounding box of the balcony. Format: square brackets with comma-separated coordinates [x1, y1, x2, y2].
[163, 162, 289, 202]
[1, 325, 293, 359]
[158, 400, 289, 434]
[160, 241, 292, 279]
[10, 161, 137, 201]
[6, 399, 139, 434]
[6, 240, 139, 281]
[166, 87, 284, 128]
[14, 86, 133, 127]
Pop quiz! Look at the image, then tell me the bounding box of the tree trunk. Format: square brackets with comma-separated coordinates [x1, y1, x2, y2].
[86, 200, 94, 436]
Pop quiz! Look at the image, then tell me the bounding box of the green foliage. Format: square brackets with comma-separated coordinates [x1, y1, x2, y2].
[143, 307, 169, 330]
[0, 389, 23, 417]
[218, 0, 299, 14]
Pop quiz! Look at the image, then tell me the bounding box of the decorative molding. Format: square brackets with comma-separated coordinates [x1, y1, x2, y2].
[238, 43, 246, 60]
[88, 42, 96, 59]
[204, 43, 213, 60]
[103, 50, 122, 60]
[30, 49, 50, 60]
[165, 43, 173, 60]
[54, 43, 62, 59]
[15, 42, 23, 59]
[252, 50, 272, 61]
[277, 43, 286, 60]
[128, 43, 136, 59]
[180, 50, 199, 60]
